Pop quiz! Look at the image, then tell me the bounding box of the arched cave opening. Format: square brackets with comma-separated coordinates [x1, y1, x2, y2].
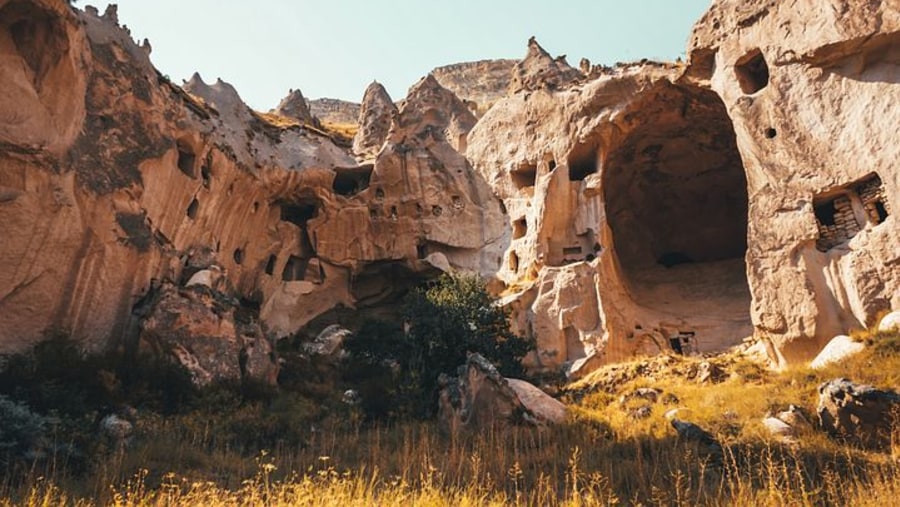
[604, 84, 750, 320]
[332, 165, 373, 196]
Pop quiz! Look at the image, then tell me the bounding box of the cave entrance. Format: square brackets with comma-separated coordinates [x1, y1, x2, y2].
[604, 84, 751, 327]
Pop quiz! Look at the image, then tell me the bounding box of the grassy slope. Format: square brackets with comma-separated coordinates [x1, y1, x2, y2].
[2, 330, 899, 506]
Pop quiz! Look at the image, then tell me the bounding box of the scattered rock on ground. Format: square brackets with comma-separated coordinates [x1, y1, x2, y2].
[878, 311, 900, 332]
[303, 324, 351, 359]
[810, 335, 866, 369]
[670, 418, 724, 463]
[817, 378, 900, 448]
[438, 354, 566, 434]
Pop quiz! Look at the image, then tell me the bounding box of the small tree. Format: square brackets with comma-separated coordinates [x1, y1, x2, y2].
[345, 273, 534, 418]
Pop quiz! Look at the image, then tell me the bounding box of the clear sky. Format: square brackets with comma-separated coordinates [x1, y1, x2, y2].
[107, 0, 711, 110]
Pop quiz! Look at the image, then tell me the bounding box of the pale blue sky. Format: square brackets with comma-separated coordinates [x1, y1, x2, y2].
[107, 1, 711, 110]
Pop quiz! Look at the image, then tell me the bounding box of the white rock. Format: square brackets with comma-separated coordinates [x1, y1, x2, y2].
[810, 335, 865, 369]
[878, 311, 900, 332]
[507, 378, 567, 424]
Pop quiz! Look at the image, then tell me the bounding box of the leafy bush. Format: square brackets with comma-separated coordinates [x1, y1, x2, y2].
[345, 273, 534, 418]
[0, 334, 196, 417]
[0, 395, 53, 465]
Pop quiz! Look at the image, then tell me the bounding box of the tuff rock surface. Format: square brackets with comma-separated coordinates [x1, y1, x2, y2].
[0, 0, 898, 380]
[139, 280, 278, 386]
[437, 353, 566, 434]
[273, 88, 314, 125]
[0, 0, 503, 361]
[817, 378, 900, 448]
[467, 1, 900, 372]
[352, 81, 396, 161]
[431, 59, 517, 116]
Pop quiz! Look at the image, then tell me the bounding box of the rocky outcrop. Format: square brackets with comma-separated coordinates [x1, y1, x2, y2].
[810, 335, 865, 369]
[467, 1, 900, 373]
[140, 281, 278, 386]
[686, 0, 900, 365]
[817, 378, 900, 448]
[431, 59, 516, 117]
[878, 311, 900, 332]
[1, 0, 898, 381]
[308, 98, 360, 125]
[508, 37, 583, 94]
[352, 81, 396, 161]
[273, 89, 314, 124]
[438, 354, 566, 434]
[0, 1, 504, 364]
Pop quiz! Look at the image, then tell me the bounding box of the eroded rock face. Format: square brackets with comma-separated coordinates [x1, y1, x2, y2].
[0, 1, 504, 362]
[1, 0, 897, 380]
[352, 81, 396, 161]
[437, 354, 566, 434]
[687, 0, 900, 365]
[140, 282, 278, 386]
[508, 37, 583, 94]
[431, 59, 516, 116]
[467, 0, 900, 372]
[308, 98, 360, 125]
[273, 88, 314, 125]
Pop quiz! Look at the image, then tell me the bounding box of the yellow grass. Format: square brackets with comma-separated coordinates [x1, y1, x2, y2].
[2, 329, 898, 506]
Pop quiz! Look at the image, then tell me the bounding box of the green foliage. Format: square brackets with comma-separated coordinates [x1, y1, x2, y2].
[0, 395, 53, 465]
[345, 273, 534, 418]
[0, 334, 195, 418]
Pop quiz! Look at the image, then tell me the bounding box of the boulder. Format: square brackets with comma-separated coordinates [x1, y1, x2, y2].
[878, 311, 900, 332]
[669, 418, 723, 463]
[438, 353, 566, 434]
[139, 283, 278, 387]
[817, 378, 900, 448]
[762, 415, 796, 442]
[810, 335, 866, 369]
[303, 324, 351, 358]
[697, 361, 727, 383]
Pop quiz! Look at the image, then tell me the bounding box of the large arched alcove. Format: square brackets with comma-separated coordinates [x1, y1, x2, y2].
[604, 83, 750, 319]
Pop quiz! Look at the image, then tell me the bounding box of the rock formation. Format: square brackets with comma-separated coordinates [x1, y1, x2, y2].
[508, 37, 583, 93]
[0, 0, 898, 381]
[308, 98, 360, 125]
[140, 281, 278, 386]
[437, 353, 566, 434]
[352, 81, 396, 161]
[467, 1, 900, 372]
[273, 88, 314, 125]
[0, 1, 503, 362]
[817, 378, 900, 448]
[431, 59, 517, 117]
[809, 335, 865, 369]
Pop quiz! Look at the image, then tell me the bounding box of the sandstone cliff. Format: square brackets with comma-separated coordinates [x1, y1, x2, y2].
[468, 1, 900, 372]
[0, 0, 504, 362]
[1, 0, 897, 378]
[431, 59, 517, 117]
[308, 98, 360, 125]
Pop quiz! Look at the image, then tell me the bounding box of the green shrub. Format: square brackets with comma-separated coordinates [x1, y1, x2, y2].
[345, 273, 534, 418]
[0, 395, 53, 465]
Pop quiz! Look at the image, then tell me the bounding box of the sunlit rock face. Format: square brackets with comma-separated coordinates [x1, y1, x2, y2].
[1, 0, 897, 379]
[468, 0, 899, 373]
[0, 1, 503, 356]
